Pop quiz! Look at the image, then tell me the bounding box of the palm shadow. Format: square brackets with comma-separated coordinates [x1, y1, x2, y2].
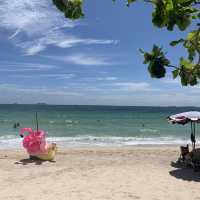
[169, 162, 200, 182]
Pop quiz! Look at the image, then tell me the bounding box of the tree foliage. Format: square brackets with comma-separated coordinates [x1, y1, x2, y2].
[53, 0, 200, 86]
[53, 0, 84, 19]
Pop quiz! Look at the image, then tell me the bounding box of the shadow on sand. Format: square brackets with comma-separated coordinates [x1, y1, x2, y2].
[169, 162, 200, 182]
[14, 157, 56, 165]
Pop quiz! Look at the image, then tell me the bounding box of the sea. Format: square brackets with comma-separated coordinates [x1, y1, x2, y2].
[0, 104, 199, 149]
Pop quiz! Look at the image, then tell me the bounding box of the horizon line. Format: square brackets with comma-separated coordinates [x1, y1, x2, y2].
[0, 103, 199, 108]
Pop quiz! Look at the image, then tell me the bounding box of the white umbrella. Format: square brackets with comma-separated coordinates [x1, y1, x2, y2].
[168, 111, 200, 150]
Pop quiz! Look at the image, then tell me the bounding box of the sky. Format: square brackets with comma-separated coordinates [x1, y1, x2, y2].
[0, 0, 199, 106]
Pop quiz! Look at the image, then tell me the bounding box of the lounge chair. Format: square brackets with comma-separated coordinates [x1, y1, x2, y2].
[190, 149, 200, 171]
[176, 145, 193, 167]
[180, 145, 189, 161]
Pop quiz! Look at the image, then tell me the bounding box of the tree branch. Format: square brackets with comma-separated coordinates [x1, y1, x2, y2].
[198, 53, 200, 64]
[167, 65, 179, 69]
[143, 0, 154, 3]
[62, 0, 68, 6]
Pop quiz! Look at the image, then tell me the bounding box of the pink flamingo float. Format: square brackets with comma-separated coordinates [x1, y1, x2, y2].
[19, 127, 57, 161]
[19, 113, 57, 161]
[19, 128, 48, 155]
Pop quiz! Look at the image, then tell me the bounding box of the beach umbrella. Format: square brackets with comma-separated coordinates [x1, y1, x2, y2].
[167, 111, 200, 150]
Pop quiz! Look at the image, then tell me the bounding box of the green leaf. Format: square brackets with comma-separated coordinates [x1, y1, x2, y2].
[181, 76, 188, 86]
[187, 31, 196, 40]
[180, 58, 194, 69]
[176, 15, 191, 31]
[180, 70, 189, 86]
[189, 76, 197, 86]
[188, 49, 196, 61]
[165, 0, 173, 12]
[172, 69, 179, 79]
[52, 0, 66, 12]
[148, 60, 166, 78]
[142, 45, 170, 79]
[139, 48, 145, 54]
[53, 0, 84, 20]
[126, 0, 135, 6]
[143, 53, 153, 64]
[170, 39, 185, 46]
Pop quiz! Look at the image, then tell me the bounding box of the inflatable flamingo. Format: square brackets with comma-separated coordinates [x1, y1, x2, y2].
[19, 128, 57, 161]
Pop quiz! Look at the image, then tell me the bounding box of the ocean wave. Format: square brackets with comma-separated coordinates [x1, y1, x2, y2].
[65, 119, 79, 124]
[0, 136, 21, 149]
[0, 135, 18, 139]
[0, 135, 194, 149]
[0, 119, 13, 123]
[139, 128, 158, 133]
[47, 136, 191, 147]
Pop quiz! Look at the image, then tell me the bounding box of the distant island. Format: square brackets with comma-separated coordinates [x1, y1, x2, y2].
[36, 103, 48, 105]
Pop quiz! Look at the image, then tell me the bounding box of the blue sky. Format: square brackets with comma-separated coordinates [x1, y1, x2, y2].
[0, 0, 199, 106]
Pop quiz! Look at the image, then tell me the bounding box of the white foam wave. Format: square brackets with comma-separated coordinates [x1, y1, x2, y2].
[65, 119, 79, 124]
[0, 135, 21, 149]
[0, 135, 194, 149]
[139, 128, 158, 133]
[47, 136, 192, 147]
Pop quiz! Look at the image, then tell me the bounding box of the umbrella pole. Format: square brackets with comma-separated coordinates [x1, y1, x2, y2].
[194, 122, 196, 150]
[191, 122, 193, 150]
[191, 122, 194, 150]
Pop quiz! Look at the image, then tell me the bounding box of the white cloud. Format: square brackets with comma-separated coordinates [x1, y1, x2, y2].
[97, 77, 118, 81]
[0, 62, 57, 72]
[24, 44, 46, 56]
[17, 32, 118, 55]
[1, 82, 200, 106]
[45, 53, 114, 66]
[38, 73, 75, 79]
[65, 54, 112, 66]
[162, 77, 180, 84]
[56, 37, 118, 48]
[113, 82, 158, 92]
[0, 84, 81, 97]
[0, 0, 75, 36]
[12, 73, 75, 79]
[0, 0, 118, 55]
[0, 84, 19, 90]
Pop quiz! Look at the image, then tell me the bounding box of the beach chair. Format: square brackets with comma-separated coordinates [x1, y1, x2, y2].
[190, 149, 200, 171]
[171, 145, 192, 168]
[180, 145, 189, 161]
[177, 144, 194, 167]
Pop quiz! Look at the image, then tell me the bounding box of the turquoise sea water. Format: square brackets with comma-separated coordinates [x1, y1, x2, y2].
[0, 104, 199, 148]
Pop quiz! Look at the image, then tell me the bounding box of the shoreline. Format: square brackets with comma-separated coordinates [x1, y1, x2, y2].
[0, 135, 193, 150]
[0, 143, 184, 149]
[0, 143, 192, 152]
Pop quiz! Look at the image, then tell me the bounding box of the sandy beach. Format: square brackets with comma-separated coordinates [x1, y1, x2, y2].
[0, 146, 200, 200]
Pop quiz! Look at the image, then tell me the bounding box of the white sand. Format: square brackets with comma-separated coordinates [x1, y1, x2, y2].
[0, 146, 200, 200]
